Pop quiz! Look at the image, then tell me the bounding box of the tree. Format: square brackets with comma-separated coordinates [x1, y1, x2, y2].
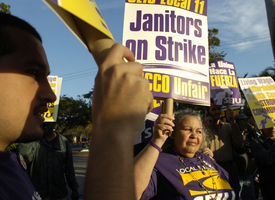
[56, 95, 91, 135]
[83, 88, 94, 100]
[63, 123, 93, 143]
[251, 65, 275, 80]
[208, 28, 226, 62]
[0, 2, 11, 14]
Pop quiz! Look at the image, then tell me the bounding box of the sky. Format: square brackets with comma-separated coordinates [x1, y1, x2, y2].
[2, 0, 274, 99]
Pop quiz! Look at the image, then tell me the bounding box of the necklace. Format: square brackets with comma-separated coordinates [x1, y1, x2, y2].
[177, 153, 218, 200]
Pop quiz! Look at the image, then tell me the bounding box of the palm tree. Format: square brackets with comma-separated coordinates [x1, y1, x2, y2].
[251, 65, 275, 80]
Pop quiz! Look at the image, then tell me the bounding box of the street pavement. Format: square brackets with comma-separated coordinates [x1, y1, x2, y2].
[66, 147, 89, 200]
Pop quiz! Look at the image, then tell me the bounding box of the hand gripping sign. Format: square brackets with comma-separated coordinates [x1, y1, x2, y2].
[43, 0, 177, 114]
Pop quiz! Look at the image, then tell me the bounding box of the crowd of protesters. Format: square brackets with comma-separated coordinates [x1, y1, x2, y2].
[0, 12, 274, 200]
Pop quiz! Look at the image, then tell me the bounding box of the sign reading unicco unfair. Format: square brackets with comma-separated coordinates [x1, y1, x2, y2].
[122, 0, 210, 106]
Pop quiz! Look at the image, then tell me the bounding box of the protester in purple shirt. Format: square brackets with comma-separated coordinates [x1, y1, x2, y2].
[251, 126, 275, 200]
[0, 12, 56, 200]
[134, 110, 235, 200]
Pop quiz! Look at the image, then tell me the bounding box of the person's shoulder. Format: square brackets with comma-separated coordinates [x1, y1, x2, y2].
[57, 133, 69, 141]
[0, 151, 13, 160]
[158, 151, 173, 158]
[221, 121, 232, 132]
[157, 152, 178, 164]
[221, 121, 230, 126]
[197, 152, 211, 160]
[18, 141, 38, 146]
[197, 152, 216, 165]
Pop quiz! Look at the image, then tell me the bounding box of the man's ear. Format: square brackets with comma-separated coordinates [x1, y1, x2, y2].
[170, 133, 174, 139]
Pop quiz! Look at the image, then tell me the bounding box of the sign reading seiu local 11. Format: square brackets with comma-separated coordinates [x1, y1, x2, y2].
[122, 0, 210, 106]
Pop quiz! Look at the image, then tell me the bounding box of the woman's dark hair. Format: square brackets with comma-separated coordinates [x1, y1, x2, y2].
[162, 110, 209, 153]
[0, 12, 42, 57]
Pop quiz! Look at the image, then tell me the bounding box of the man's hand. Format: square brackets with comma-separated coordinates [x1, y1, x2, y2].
[92, 43, 154, 141]
[71, 190, 79, 200]
[84, 44, 154, 200]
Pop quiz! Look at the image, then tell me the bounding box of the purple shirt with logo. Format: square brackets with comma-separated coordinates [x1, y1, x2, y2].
[141, 152, 235, 200]
[0, 151, 41, 200]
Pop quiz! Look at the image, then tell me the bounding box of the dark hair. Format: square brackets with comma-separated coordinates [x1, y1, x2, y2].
[162, 110, 209, 153]
[0, 12, 42, 57]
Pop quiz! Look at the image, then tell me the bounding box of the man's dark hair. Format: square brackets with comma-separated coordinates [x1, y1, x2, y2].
[0, 12, 42, 57]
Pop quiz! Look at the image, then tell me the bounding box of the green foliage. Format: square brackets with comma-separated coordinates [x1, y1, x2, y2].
[56, 95, 91, 135]
[208, 28, 226, 62]
[208, 28, 220, 49]
[63, 123, 93, 142]
[83, 88, 93, 101]
[0, 2, 11, 14]
[251, 66, 275, 80]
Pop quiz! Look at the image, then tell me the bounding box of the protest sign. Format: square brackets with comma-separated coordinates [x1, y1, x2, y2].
[209, 60, 243, 105]
[135, 100, 162, 144]
[122, 0, 210, 106]
[239, 76, 275, 129]
[43, 0, 115, 65]
[44, 76, 62, 122]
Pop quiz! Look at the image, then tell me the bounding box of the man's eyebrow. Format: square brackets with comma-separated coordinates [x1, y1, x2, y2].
[26, 61, 50, 75]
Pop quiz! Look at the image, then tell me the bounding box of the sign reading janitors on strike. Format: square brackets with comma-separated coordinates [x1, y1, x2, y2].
[122, 0, 210, 106]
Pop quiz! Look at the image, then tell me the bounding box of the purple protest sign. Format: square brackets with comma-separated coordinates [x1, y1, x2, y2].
[209, 60, 243, 105]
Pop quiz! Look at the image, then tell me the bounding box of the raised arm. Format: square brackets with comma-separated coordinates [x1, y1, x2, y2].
[134, 113, 174, 199]
[84, 44, 153, 200]
[226, 109, 244, 152]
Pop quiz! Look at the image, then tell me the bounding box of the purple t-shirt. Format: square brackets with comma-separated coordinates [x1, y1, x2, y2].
[141, 152, 235, 200]
[0, 151, 41, 200]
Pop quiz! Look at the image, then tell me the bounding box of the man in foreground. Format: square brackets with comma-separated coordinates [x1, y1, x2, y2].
[0, 12, 154, 200]
[0, 12, 56, 199]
